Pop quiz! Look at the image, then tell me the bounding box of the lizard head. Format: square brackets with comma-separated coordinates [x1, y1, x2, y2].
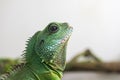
[30, 22, 72, 72]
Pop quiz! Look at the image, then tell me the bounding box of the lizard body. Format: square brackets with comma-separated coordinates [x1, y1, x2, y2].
[0, 22, 73, 80]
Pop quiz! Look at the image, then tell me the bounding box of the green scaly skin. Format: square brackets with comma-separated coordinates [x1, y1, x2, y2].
[0, 22, 73, 80]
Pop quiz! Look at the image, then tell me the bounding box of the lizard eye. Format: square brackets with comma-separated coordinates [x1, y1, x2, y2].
[48, 24, 59, 33]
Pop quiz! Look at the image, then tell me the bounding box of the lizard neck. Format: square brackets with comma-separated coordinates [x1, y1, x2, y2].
[24, 31, 64, 79]
[25, 53, 62, 79]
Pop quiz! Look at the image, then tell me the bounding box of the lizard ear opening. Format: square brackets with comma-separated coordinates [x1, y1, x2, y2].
[39, 39, 44, 46]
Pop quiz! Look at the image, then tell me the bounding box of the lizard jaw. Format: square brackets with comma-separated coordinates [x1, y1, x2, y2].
[60, 26, 73, 44]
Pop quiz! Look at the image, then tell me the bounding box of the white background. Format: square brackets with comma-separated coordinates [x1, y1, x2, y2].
[0, 0, 120, 62]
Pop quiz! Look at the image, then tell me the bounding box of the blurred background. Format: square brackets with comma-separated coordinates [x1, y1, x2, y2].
[0, 0, 120, 80]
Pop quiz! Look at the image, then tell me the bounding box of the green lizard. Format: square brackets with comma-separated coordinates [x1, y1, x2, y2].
[0, 22, 73, 80]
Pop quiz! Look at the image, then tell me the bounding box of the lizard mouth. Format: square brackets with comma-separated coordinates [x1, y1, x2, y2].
[60, 26, 73, 44]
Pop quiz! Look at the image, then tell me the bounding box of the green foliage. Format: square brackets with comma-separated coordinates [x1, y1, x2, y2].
[0, 58, 19, 75]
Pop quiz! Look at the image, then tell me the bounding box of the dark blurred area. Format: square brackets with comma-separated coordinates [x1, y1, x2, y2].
[65, 49, 120, 72]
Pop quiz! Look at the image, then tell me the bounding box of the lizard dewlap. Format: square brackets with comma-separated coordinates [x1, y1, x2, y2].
[0, 22, 73, 80]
